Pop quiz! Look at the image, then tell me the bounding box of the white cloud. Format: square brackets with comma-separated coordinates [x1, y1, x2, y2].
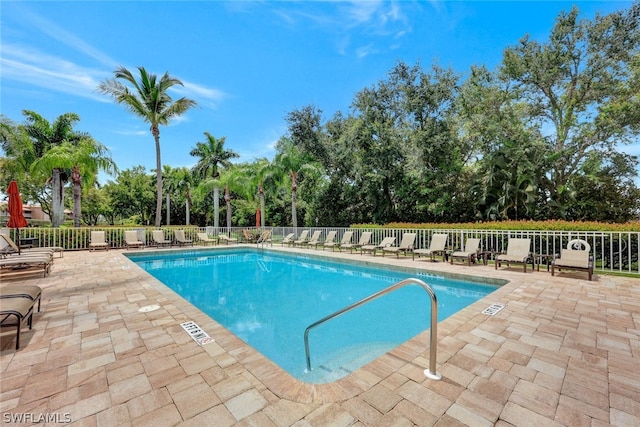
[356, 43, 378, 59]
[20, 6, 119, 68]
[2, 8, 227, 109]
[1, 45, 107, 101]
[171, 80, 226, 109]
[271, 0, 412, 58]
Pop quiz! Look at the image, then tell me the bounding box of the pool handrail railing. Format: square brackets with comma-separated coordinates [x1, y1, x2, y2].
[303, 277, 442, 381]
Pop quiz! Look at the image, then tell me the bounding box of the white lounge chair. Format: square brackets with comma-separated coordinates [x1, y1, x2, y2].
[320, 230, 338, 251]
[124, 230, 144, 249]
[152, 230, 172, 248]
[340, 231, 371, 253]
[0, 233, 63, 258]
[450, 238, 481, 266]
[196, 232, 218, 246]
[326, 231, 352, 252]
[361, 236, 396, 256]
[218, 233, 238, 244]
[281, 233, 295, 246]
[382, 233, 416, 258]
[413, 234, 448, 262]
[89, 231, 110, 251]
[0, 253, 53, 278]
[0, 295, 37, 349]
[174, 230, 193, 246]
[302, 231, 322, 248]
[0, 285, 42, 312]
[552, 239, 594, 280]
[495, 238, 532, 272]
[293, 230, 310, 247]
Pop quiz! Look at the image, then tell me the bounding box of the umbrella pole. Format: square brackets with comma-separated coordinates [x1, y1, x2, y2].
[16, 228, 21, 255]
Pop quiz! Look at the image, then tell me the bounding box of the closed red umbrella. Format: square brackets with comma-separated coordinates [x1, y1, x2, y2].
[6, 180, 28, 254]
[256, 208, 261, 229]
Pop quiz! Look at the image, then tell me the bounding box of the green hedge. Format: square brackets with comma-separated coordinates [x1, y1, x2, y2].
[351, 220, 640, 232]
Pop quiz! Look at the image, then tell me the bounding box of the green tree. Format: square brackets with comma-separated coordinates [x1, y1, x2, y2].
[273, 137, 322, 228]
[458, 65, 547, 220]
[105, 166, 155, 225]
[501, 3, 640, 217]
[189, 132, 238, 228]
[31, 139, 117, 227]
[568, 152, 640, 222]
[19, 111, 99, 227]
[196, 166, 245, 231]
[98, 66, 197, 227]
[173, 167, 194, 226]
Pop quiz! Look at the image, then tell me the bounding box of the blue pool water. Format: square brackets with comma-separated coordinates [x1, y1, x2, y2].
[127, 248, 498, 383]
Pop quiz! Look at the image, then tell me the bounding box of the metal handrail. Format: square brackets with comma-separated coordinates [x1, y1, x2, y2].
[303, 277, 442, 380]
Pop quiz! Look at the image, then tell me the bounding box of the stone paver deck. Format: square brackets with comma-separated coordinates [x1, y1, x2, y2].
[1, 245, 639, 426]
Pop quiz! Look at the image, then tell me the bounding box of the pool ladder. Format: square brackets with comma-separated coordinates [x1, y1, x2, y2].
[303, 277, 441, 380]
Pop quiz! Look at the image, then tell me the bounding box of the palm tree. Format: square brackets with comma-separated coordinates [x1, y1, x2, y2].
[31, 139, 117, 227]
[274, 138, 321, 228]
[189, 132, 238, 228]
[20, 111, 93, 227]
[163, 166, 193, 226]
[98, 66, 197, 227]
[253, 159, 272, 229]
[162, 165, 176, 226]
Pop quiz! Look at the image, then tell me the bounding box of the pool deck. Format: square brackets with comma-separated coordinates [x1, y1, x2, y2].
[1, 245, 639, 426]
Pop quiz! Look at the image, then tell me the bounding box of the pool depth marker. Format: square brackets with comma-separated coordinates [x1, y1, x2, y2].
[482, 303, 506, 316]
[181, 321, 214, 346]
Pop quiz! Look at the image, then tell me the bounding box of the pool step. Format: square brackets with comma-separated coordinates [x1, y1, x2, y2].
[303, 342, 395, 383]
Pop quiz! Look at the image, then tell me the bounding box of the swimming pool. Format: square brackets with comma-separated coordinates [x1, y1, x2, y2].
[128, 248, 499, 383]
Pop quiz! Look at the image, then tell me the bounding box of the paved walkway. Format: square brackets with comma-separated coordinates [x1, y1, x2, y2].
[1, 246, 639, 426]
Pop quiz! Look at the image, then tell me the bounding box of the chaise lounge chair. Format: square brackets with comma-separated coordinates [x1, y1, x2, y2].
[382, 233, 416, 258]
[325, 230, 349, 251]
[218, 233, 238, 244]
[174, 230, 193, 247]
[495, 238, 532, 272]
[196, 232, 218, 246]
[293, 230, 310, 247]
[413, 234, 448, 262]
[551, 239, 594, 280]
[124, 230, 144, 249]
[320, 230, 337, 251]
[281, 233, 295, 246]
[89, 231, 110, 251]
[361, 236, 396, 256]
[340, 231, 371, 253]
[1, 233, 63, 258]
[0, 294, 37, 349]
[450, 238, 481, 266]
[302, 231, 322, 249]
[0, 253, 53, 278]
[0, 285, 42, 312]
[152, 230, 172, 248]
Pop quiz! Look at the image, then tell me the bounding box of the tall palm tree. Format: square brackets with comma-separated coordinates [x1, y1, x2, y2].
[98, 66, 197, 227]
[189, 132, 238, 228]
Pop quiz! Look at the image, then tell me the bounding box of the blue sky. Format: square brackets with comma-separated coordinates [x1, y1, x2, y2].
[1, 1, 636, 184]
